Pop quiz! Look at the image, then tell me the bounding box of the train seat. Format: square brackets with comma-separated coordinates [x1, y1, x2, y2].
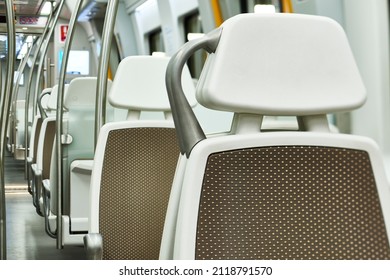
[40, 90, 51, 112]
[45, 84, 68, 116]
[37, 87, 53, 119]
[83, 55, 196, 259]
[12, 100, 26, 160]
[44, 77, 112, 244]
[27, 87, 52, 193]
[161, 13, 390, 259]
[30, 85, 67, 216]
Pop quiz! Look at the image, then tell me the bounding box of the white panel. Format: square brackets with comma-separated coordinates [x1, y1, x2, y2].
[343, 0, 390, 155]
[133, 0, 161, 54]
[70, 160, 93, 231]
[114, 1, 139, 56]
[157, 0, 198, 55]
[172, 0, 198, 16]
[134, 0, 161, 33]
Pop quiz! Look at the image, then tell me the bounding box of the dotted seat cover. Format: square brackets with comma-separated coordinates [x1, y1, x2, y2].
[196, 146, 390, 260]
[99, 127, 179, 259]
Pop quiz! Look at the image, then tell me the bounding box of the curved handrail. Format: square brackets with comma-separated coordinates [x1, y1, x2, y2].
[0, 0, 16, 260]
[166, 28, 222, 157]
[32, 0, 60, 118]
[95, 0, 119, 148]
[8, 41, 34, 154]
[55, 0, 84, 249]
[24, 2, 62, 182]
[38, 89, 52, 120]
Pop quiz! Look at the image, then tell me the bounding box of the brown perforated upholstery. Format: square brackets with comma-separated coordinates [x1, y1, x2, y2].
[42, 120, 56, 180]
[196, 146, 390, 260]
[32, 117, 42, 164]
[99, 127, 179, 259]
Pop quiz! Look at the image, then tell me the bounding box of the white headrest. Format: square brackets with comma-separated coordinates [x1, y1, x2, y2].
[63, 77, 112, 109]
[40, 88, 52, 110]
[109, 55, 196, 111]
[47, 84, 69, 110]
[196, 13, 366, 116]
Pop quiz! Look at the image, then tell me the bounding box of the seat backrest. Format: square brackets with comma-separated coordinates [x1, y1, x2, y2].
[28, 88, 53, 163]
[35, 117, 56, 181]
[28, 116, 42, 163]
[63, 77, 110, 165]
[46, 84, 69, 116]
[40, 91, 51, 111]
[161, 13, 390, 260]
[50, 77, 112, 215]
[85, 55, 196, 260]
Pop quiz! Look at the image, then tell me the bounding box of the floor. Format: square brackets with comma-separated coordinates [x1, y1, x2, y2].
[4, 151, 86, 260]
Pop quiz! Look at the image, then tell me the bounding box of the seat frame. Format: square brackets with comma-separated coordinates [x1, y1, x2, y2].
[164, 131, 390, 259]
[161, 13, 390, 260]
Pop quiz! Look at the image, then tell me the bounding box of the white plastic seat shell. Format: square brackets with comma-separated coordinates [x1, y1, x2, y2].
[168, 132, 390, 259]
[160, 13, 390, 260]
[85, 55, 196, 260]
[109, 56, 196, 111]
[197, 14, 366, 116]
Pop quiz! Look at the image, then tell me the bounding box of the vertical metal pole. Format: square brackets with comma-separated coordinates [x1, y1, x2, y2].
[46, 57, 52, 88]
[33, 1, 62, 118]
[12, 41, 34, 108]
[56, 0, 84, 249]
[24, 1, 64, 186]
[94, 0, 119, 148]
[24, 7, 54, 175]
[9, 41, 34, 156]
[0, 0, 16, 260]
[0, 59, 3, 260]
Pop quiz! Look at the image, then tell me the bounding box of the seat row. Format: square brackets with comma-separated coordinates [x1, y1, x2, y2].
[29, 13, 390, 259]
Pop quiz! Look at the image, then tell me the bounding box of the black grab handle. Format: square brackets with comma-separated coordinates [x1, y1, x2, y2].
[166, 27, 222, 157]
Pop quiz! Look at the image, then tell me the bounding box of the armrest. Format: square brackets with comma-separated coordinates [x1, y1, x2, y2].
[71, 160, 94, 175]
[84, 233, 103, 260]
[31, 163, 39, 175]
[42, 179, 51, 195]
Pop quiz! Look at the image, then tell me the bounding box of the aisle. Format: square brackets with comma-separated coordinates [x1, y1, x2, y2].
[5, 192, 86, 260]
[4, 151, 86, 260]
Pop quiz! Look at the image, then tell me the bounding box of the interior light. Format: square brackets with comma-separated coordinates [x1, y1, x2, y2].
[40, 1, 54, 16]
[254, 5, 276, 14]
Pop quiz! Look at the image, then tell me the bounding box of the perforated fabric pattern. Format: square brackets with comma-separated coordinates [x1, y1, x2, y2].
[32, 118, 42, 163]
[99, 127, 179, 259]
[196, 146, 390, 259]
[42, 121, 55, 180]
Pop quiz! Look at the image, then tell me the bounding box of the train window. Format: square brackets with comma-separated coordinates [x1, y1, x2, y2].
[184, 11, 206, 79]
[16, 35, 34, 60]
[148, 28, 165, 55]
[58, 50, 90, 75]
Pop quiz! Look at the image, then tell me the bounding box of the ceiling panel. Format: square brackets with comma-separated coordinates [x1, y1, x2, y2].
[0, 0, 45, 16]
